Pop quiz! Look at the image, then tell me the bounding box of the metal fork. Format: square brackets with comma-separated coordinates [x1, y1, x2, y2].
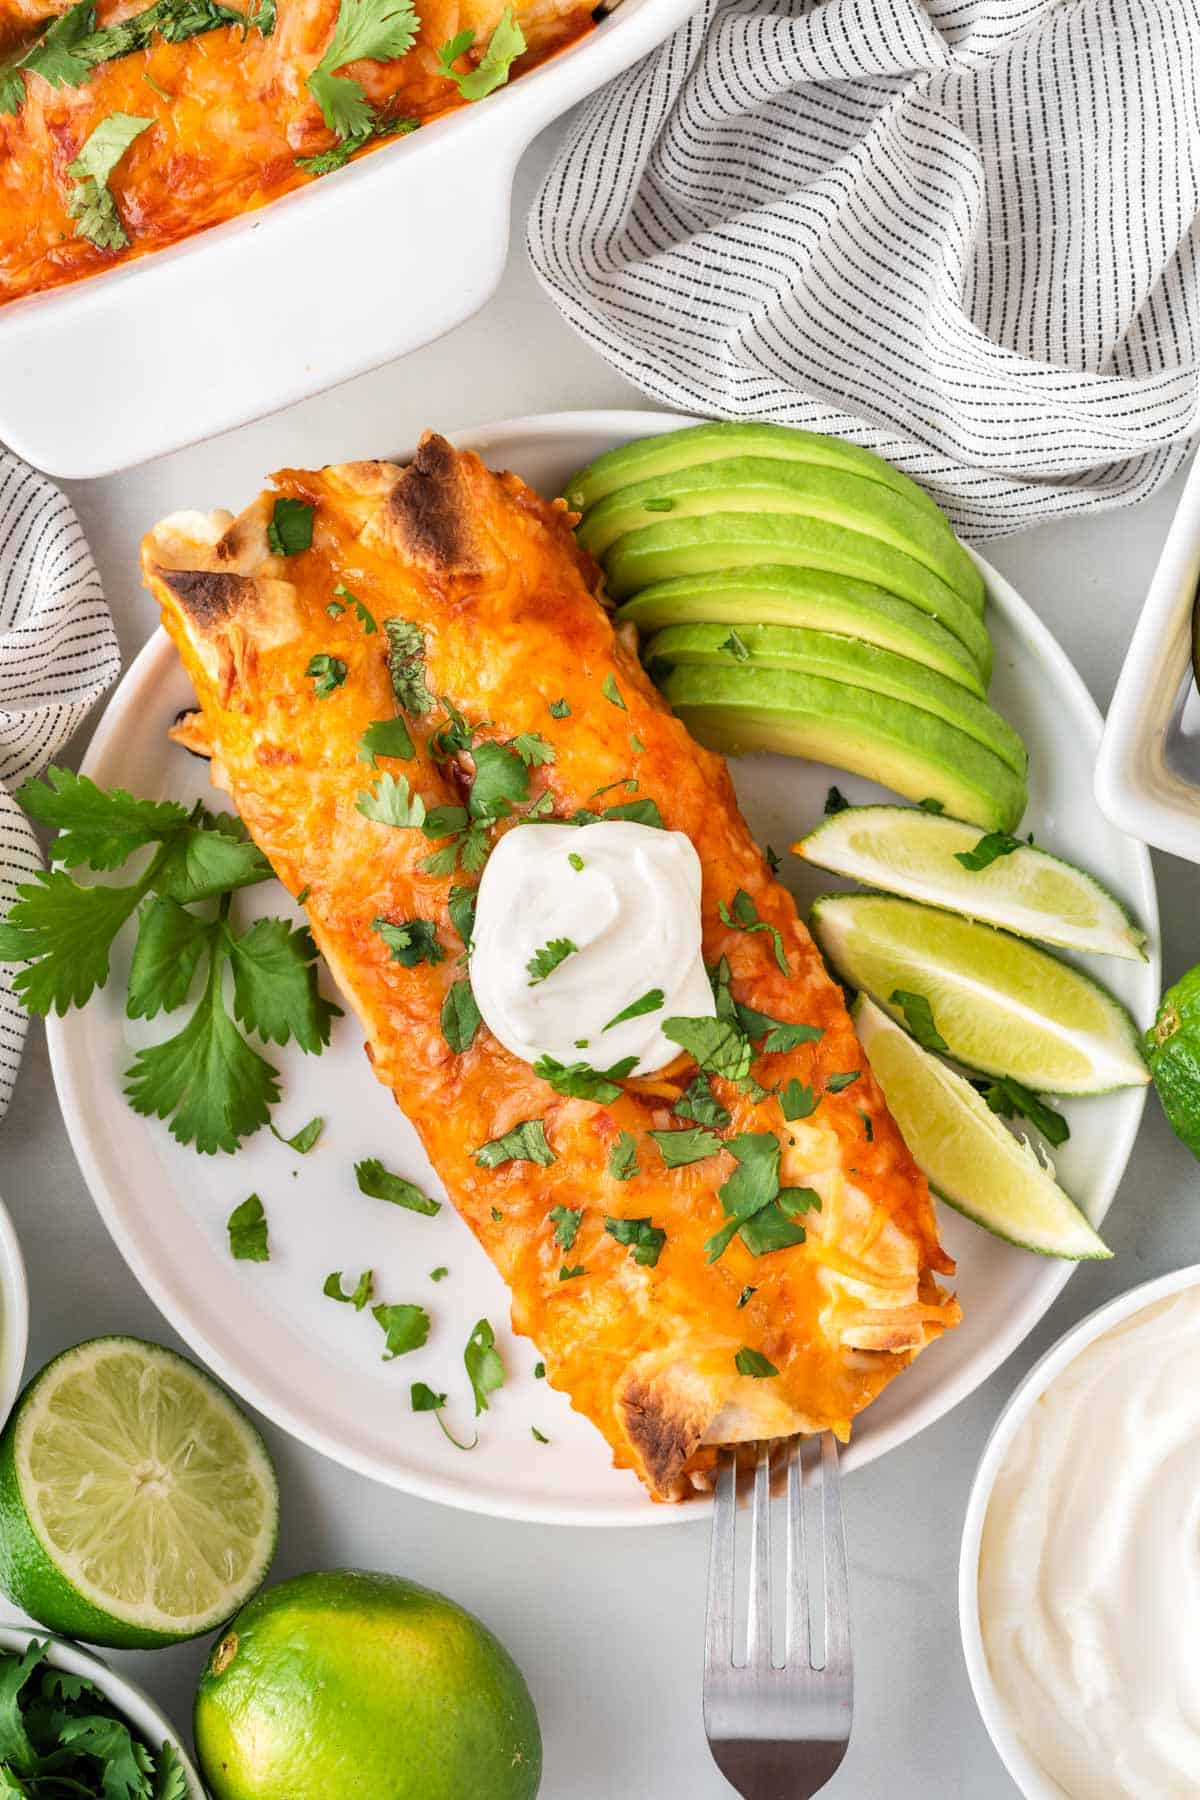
[703, 1435, 853, 1799]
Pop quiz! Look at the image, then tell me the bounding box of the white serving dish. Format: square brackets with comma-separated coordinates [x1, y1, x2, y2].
[958, 1262, 1200, 1800]
[0, 1623, 205, 1796]
[0, 1195, 30, 1435]
[47, 410, 1158, 1526]
[0, 0, 695, 482]
[1095, 448, 1200, 860]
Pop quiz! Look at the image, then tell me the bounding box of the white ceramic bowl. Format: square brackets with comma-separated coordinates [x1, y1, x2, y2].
[0, 1623, 205, 1796]
[0, 1195, 30, 1434]
[1095, 448, 1200, 861]
[958, 1263, 1200, 1799]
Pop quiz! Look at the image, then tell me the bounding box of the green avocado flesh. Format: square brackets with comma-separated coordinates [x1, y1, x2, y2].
[604, 514, 993, 681]
[617, 566, 985, 695]
[644, 624, 1025, 775]
[576, 456, 983, 611]
[562, 422, 949, 524]
[658, 664, 1026, 830]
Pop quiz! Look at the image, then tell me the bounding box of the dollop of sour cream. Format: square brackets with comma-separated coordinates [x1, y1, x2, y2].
[979, 1286, 1200, 1799]
[470, 820, 715, 1075]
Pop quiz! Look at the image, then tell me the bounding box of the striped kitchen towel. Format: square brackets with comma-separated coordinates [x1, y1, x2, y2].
[0, 455, 118, 1117]
[528, 0, 1200, 538]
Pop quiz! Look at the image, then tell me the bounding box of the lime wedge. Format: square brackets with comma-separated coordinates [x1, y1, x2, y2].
[0, 1337, 278, 1647]
[796, 805, 1147, 960]
[810, 893, 1149, 1094]
[854, 997, 1110, 1257]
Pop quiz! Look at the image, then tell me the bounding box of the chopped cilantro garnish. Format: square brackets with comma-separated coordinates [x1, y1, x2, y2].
[465, 1318, 505, 1413]
[630, 733, 645, 754]
[735, 1003, 822, 1053]
[548, 1205, 582, 1250]
[919, 797, 945, 814]
[430, 1265, 449, 1281]
[441, 978, 481, 1053]
[779, 1079, 816, 1120]
[735, 1347, 779, 1378]
[607, 1130, 639, 1180]
[889, 988, 949, 1053]
[955, 830, 1023, 871]
[64, 110, 152, 249]
[736, 1285, 756, 1309]
[662, 1014, 752, 1083]
[268, 496, 314, 556]
[372, 1301, 430, 1360]
[857, 1108, 874, 1141]
[977, 1076, 1069, 1146]
[527, 937, 577, 985]
[474, 1118, 555, 1168]
[358, 717, 415, 765]
[601, 674, 627, 710]
[824, 785, 850, 816]
[382, 618, 434, 714]
[765, 844, 781, 873]
[227, 1193, 268, 1261]
[305, 653, 346, 699]
[533, 1054, 636, 1103]
[297, 114, 417, 174]
[534, 1360, 546, 1378]
[333, 582, 375, 632]
[470, 739, 529, 818]
[411, 1381, 477, 1450]
[719, 629, 750, 660]
[673, 1073, 731, 1129]
[604, 1215, 665, 1267]
[447, 884, 477, 947]
[650, 1126, 724, 1168]
[826, 1071, 861, 1093]
[558, 1263, 585, 1281]
[307, 0, 419, 137]
[511, 733, 555, 767]
[372, 916, 444, 968]
[270, 1114, 323, 1153]
[549, 698, 571, 718]
[719, 888, 790, 976]
[324, 1268, 373, 1310]
[603, 988, 664, 1031]
[531, 1425, 549, 1443]
[435, 5, 525, 99]
[356, 772, 427, 828]
[491, 1205, 503, 1222]
[568, 852, 584, 871]
[355, 1157, 440, 1215]
[571, 797, 664, 829]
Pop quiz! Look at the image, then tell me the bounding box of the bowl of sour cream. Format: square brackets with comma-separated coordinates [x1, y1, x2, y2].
[959, 1264, 1200, 1800]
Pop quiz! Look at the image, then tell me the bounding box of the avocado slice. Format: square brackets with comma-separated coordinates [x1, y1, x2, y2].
[577, 457, 983, 613]
[659, 663, 1026, 831]
[617, 566, 986, 696]
[604, 514, 993, 682]
[645, 624, 1026, 776]
[563, 422, 948, 528]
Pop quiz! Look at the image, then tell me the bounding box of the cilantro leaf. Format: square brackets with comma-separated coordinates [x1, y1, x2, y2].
[673, 1073, 731, 1129]
[154, 1741, 190, 1800]
[533, 1053, 636, 1103]
[511, 733, 555, 767]
[306, 653, 346, 698]
[978, 1076, 1070, 1146]
[382, 618, 434, 714]
[0, 1640, 42, 1772]
[447, 884, 476, 946]
[889, 988, 949, 1054]
[735, 1347, 779, 1378]
[411, 1381, 477, 1451]
[271, 1114, 323, 1153]
[602, 674, 626, 710]
[227, 1194, 268, 1261]
[324, 1268, 373, 1309]
[663, 1014, 752, 1083]
[372, 1301, 430, 1360]
[473, 1118, 555, 1168]
[558, 1263, 585, 1281]
[469, 740, 529, 820]
[441, 978, 481, 1053]
[719, 889, 790, 975]
[734, 1201, 806, 1256]
[826, 1070, 861, 1093]
[736, 1285, 755, 1309]
[297, 114, 417, 174]
[267, 497, 314, 555]
[548, 698, 570, 718]
[531, 1426, 549, 1443]
[126, 896, 213, 1018]
[372, 916, 444, 968]
[526, 937, 576, 985]
[734, 1003, 822, 1053]
[356, 772, 427, 828]
[358, 717, 414, 765]
[65, 110, 153, 249]
[704, 1131, 781, 1262]
[604, 1215, 665, 1267]
[124, 951, 279, 1153]
[607, 1131, 639, 1180]
[1, 0, 92, 111]
[14, 768, 187, 870]
[824, 786, 850, 816]
[152, 820, 273, 903]
[0, 871, 142, 1015]
[548, 1204, 581, 1250]
[719, 629, 750, 661]
[307, 0, 419, 137]
[649, 1126, 723, 1168]
[56, 1713, 156, 1796]
[355, 1157, 439, 1215]
[436, 5, 525, 99]
[919, 796, 945, 813]
[464, 1317, 505, 1414]
[955, 830, 1023, 872]
[603, 988, 663, 1030]
[779, 1078, 816, 1120]
[227, 917, 340, 1050]
[334, 583, 376, 633]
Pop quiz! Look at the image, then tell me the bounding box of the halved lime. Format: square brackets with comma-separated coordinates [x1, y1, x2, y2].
[796, 805, 1147, 960]
[854, 997, 1110, 1257]
[811, 893, 1149, 1094]
[0, 1337, 278, 1648]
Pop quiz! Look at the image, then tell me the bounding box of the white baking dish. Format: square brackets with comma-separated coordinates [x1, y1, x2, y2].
[0, 0, 694, 481]
[1095, 448, 1200, 861]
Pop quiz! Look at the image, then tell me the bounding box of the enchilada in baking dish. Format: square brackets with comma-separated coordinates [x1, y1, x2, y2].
[0, 0, 592, 304]
[141, 434, 960, 1501]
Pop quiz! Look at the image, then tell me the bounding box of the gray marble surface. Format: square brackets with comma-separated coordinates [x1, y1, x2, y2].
[2, 114, 1198, 1800]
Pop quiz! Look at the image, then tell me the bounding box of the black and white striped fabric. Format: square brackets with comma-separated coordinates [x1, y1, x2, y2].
[528, 0, 1200, 537]
[0, 455, 118, 1117]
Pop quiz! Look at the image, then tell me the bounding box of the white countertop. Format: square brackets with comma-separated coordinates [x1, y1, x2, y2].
[4, 113, 1198, 1800]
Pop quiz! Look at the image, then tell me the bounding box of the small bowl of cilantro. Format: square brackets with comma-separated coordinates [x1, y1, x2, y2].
[0, 1194, 28, 1434]
[0, 1626, 203, 1795]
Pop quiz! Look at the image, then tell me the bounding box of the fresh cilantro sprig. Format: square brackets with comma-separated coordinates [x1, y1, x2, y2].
[436, 5, 525, 100]
[0, 1637, 187, 1796]
[65, 111, 153, 250]
[411, 1381, 477, 1451]
[307, 0, 420, 139]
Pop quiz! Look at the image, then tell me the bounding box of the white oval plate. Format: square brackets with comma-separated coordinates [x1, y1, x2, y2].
[48, 411, 1159, 1526]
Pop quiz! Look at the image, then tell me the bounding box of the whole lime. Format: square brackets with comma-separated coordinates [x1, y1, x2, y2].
[193, 1568, 542, 1800]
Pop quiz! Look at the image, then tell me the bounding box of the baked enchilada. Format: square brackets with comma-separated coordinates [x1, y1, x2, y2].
[0, 0, 592, 304]
[142, 435, 961, 1502]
